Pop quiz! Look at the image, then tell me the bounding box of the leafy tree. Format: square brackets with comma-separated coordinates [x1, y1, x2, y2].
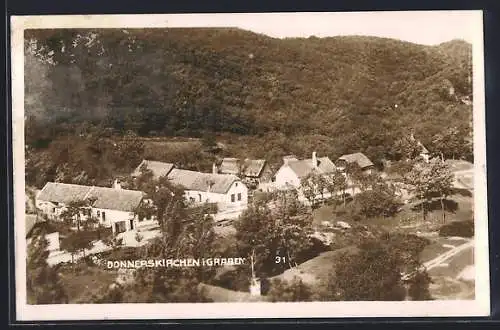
[326, 241, 407, 301]
[113, 131, 145, 170]
[404, 159, 454, 222]
[267, 277, 314, 302]
[60, 230, 94, 262]
[27, 230, 68, 304]
[326, 170, 348, 207]
[345, 162, 365, 197]
[300, 172, 327, 207]
[354, 183, 400, 218]
[59, 198, 96, 231]
[390, 135, 422, 161]
[407, 269, 433, 301]
[431, 127, 471, 160]
[234, 204, 318, 277]
[110, 207, 216, 303]
[131, 166, 187, 235]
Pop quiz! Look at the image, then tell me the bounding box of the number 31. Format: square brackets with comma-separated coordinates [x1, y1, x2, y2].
[275, 256, 286, 264]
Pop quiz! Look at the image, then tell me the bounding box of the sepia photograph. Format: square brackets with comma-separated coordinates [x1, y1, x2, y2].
[11, 11, 489, 320]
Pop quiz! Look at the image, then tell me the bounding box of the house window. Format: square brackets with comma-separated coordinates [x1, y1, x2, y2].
[97, 210, 100, 217]
[52, 207, 56, 213]
[237, 193, 242, 201]
[199, 194, 202, 202]
[236, 183, 238, 187]
[102, 211, 106, 221]
[231, 194, 235, 203]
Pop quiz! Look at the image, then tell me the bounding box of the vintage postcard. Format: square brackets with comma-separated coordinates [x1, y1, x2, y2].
[11, 11, 489, 321]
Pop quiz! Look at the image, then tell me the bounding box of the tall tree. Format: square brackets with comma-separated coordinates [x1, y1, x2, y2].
[326, 170, 348, 207]
[59, 197, 96, 231]
[234, 204, 317, 277]
[404, 159, 454, 222]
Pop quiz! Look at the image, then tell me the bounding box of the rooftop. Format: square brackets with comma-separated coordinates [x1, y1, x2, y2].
[167, 169, 241, 194]
[131, 159, 175, 179]
[219, 158, 267, 177]
[37, 182, 145, 212]
[286, 156, 337, 179]
[337, 152, 374, 169]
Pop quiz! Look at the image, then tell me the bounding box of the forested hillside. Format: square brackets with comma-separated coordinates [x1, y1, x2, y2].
[24, 28, 473, 187]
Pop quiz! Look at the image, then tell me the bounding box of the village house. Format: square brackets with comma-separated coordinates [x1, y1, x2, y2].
[131, 159, 175, 179]
[409, 134, 431, 163]
[166, 168, 249, 216]
[35, 182, 148, 235]
[218, 158, 273, 189]
[273, 152, 337, 203]
[336, 152, 375, 175]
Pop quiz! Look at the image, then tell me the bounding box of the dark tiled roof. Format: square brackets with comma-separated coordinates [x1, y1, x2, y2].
[37, 182, 144, 212]
[131, 160, 175, 179]
[167, 169, 241, 194]
[338, 152, 374, 169]
[287, 157, 336, 179]
[219, 158, 267, 178]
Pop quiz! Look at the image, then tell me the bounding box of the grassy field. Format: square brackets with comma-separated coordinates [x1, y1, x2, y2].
[58, 263, 119, 303]
[312, 192, 473, 234]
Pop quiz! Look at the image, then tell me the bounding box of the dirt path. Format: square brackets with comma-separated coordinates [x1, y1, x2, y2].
[423, 239, 473, 271]
[402, 239, 473, 281]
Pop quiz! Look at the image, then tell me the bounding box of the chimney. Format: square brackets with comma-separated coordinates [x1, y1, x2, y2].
[312, 151, 318, 168]
[212, 162, 218, 174]
[113, 179, 122, 190]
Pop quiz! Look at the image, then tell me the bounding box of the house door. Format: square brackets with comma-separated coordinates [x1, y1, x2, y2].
[130, 219, 134, 230]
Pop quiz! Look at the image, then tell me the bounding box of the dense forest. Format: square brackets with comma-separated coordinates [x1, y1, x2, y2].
[24, 28, 473, 187]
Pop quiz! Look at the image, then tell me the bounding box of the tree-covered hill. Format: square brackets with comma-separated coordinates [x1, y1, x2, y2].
[24, 28, 473, 178]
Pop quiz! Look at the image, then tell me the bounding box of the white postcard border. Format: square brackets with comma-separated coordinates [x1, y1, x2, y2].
[11, 11, 490, 321]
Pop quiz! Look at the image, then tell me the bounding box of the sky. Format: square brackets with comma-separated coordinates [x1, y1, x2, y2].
[18, 10, 483, 46]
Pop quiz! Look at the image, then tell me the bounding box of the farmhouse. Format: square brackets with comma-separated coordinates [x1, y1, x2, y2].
[131, 159, 175, 179]
[218, 158, 273, 189]
[36, 182, 147, 235]
[274, 152, 337, 189]
[336, 152, 375, 174]
[166, 168, 248, 214]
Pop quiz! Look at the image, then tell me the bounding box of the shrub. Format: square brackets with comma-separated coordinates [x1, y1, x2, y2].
[439, 220, 474, 238]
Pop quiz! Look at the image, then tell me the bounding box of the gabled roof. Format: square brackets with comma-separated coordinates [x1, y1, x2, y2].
[37, 182, 144, 212]
[286, 156, 336, 179]
[37, 182, 94, 205]
[219, 158, 267, 178]
[131, 159, 175, 179]
[337, 152, 374, 169]
[417, 141, 429, 154]
[89, 187, 145, 212]
[167, 169, 240, 194]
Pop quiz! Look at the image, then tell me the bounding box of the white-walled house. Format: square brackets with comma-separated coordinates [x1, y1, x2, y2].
[166, 168, 248, 214]
[35, 182, 147, 235]
[218, 158, 274, 190]
[273, 152, 338, 203]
